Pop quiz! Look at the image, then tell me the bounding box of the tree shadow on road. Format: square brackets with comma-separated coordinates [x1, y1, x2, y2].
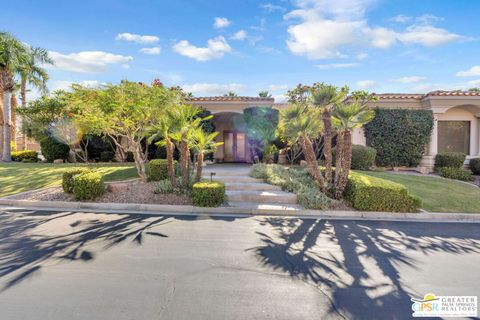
[251, 218, 480, 320]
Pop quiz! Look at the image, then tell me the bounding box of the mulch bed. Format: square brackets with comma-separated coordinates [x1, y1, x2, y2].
[9, 181, 193, 205]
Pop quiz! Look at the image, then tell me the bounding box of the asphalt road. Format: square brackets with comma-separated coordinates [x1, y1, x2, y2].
[0, 207, 479, 320]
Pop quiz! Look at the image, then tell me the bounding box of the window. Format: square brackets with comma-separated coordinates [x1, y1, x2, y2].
[438, 121, 470, 154]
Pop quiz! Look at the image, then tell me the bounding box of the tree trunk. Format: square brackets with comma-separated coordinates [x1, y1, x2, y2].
[20, 79, 27, 150]
[334, 132, 344, 189]
[302, 136, 326, 194]
[131, 141, 147, 182]
[334, 131, 352, 199]
[179, 141, 189, 188]
[195, 152, 204, 182]
[2, 91, 12, 162]
[322, 109, 333, 187]
[11, 94, 17, 150]
[166, 139, 176, 188]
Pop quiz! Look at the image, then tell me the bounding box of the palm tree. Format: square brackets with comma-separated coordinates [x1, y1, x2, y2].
[310, 83, 348, 188]
[279, 104, 326, 192]
[192, 128, 222, 182]
[149, 113, 177, 188]
[331, 96, 375, 199]
[223, 91, 238, 97]
[258, 91, 272, 98]
[0, 32, 29, 161]
[18, 46, 52, 150]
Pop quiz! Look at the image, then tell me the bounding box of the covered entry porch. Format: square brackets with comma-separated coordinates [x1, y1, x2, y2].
[211, 112, 252, 163]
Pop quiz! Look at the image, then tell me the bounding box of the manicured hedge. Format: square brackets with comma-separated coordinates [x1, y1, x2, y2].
[40, 136, 70, 162]
[469, 158, 480, 174]
[333, 144, 376, 170]
[73, 172, 105, 200]
[438, 167, 474, 181]
[62, 167, 91, 193]
[148, 159, 178, 181]
[11, 150, 38, 162]
[192, 181, 225, 207]
[344, 172, 420, 212]
[434, 152, 466, 170]
[364, 109, 433, 167]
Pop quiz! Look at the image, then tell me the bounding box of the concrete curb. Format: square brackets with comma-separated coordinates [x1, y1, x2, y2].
[1, 198, 480, 223]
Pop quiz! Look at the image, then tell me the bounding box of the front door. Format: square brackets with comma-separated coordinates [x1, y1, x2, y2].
[224, 131, 246, 162]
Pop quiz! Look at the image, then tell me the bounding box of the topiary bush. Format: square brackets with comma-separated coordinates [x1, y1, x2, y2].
[438, 167, 474, 181]
[11, 150, 38, 162]
[344, 171, 420, 212]
[73, 172, 105, 200]
[434, 152, 466, 170]
[333, 144, 376, 170]
[100, 151, 115, 162]
[192, 181, 226, 207]
[364, 109, 433, 167]
[148, 159, 178, 181]
[469, 158, 480, 175]
[62, 167, 91, 193]
[40, 136, 70, 162]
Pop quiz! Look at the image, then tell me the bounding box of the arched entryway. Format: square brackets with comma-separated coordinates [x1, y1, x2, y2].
[211, 112, 251, 163]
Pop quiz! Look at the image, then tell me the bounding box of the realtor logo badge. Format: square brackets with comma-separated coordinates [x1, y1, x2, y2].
[411, 293, 477, 317]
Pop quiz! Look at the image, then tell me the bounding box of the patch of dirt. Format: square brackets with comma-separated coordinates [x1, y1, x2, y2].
[10, 181, 193, 205]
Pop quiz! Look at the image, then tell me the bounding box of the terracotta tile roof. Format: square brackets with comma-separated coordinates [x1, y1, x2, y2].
[187, 96, 274, 102]
[373, 93, 424, 100]
[373, 91, 480, 100]
[424, 90, 480, 97]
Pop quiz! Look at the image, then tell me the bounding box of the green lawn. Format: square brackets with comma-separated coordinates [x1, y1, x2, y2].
[359, 171, 480, 213]
[0, 162, 137, 198]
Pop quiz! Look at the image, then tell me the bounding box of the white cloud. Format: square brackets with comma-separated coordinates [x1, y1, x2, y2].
[231, 30, 247, 41]
[284, 1, 465, 59]
[115, 32, 159, 44]
[390, 76, 426, 83]
[315, 63, 359, 69]
[139, 46, 161, 55]
[456, 66, 480, 77]
[468, 79, 480, 87]
[182, 83, 245, 96]
[272, 94, 287, 103]
[261, 3, 286, 13]
[48, 51, 133, 73]
[269, 84, 288, 91]
[172, 36, 231, 61]
[390, 14, 411, 24]
[356, 80, 375, 89]
[214, 17, 231, 29]
[356, 53, 368, 60]
[51, 80, 102, 91]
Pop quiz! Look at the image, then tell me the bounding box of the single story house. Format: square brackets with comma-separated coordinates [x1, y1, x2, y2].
[188, 90, 480, 172]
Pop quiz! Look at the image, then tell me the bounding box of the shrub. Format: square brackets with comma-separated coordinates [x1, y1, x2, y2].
[73, 172, 105, 200]
[154, 179, 174, 194]
[192, 181, 226, 207]
[148, 159, 178, 181]
[344, 172, 420, 212]
[469, 158, 480, 175]
[438, 167, 474, 181]
[333, 144, 376, 170]
[11, 150, 38, 162]
[85, 135, 115, 161]
[125, 151, 134, 162]
[100, 151, 115, 162]
[297, 186, 335, 210]
[434, 152, 466, 170]
[40, 136, 70, 162]
[364, 109, 433, 167]
[62, 167, 91, 193]
[250, 163, 268, 179]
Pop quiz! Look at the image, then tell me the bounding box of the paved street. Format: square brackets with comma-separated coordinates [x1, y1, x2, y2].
[0, 207, 479, 320]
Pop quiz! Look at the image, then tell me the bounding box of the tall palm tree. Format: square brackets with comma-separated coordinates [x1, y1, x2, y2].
[192, 128, 222, 182]
[331, 98, 375, 199]
[0, 32, 29, 161]
[279, 104, 326, 193]
[310, 83, 348, 188]
[18, 46, 52, 150]
[149, 113, 177, 188]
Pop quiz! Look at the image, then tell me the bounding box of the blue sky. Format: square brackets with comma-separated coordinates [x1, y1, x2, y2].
[2, 0, 480, 101]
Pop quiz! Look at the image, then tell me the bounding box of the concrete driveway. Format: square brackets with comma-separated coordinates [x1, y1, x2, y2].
[0, 207, 479, 320]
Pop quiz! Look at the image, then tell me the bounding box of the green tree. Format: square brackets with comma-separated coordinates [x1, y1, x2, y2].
[0, 32, 29, 161]
[223, 91, 238, 97]
[149, 112, 177, 187]
[192, 128, 222, 182]
[258, 91, 272, 98]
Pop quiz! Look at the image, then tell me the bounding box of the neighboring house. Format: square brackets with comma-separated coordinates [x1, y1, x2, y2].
[189, 90, 480, 173]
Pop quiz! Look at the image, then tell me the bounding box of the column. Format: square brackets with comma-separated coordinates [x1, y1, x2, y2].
[428, 114, 438, 156]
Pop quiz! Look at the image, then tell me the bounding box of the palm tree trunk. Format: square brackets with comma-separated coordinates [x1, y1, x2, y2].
[166, 139, 176, 188]
[322, 109, 333, 186]
[11, 94, 17, 150]
[302, 136, 326, 194]
[334, 131, 352, 199]
[195, 152, 204, 182]
[2, 91, 12, 161]
[180, 141, 189, 188]
[334, 132, 344, 189]
[20, 78, 27, 150]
